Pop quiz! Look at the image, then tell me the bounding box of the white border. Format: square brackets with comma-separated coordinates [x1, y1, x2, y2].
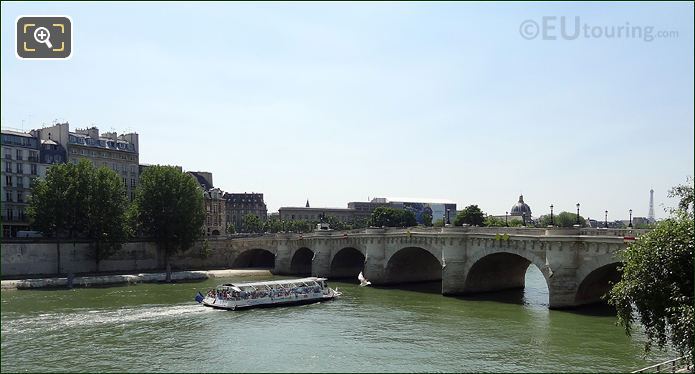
[15, 15, 73, 60]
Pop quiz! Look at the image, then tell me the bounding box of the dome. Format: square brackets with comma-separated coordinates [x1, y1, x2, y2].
[510, 195, 532, 217]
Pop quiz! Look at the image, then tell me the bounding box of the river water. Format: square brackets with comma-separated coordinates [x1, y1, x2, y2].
[1, 267, 666, 372]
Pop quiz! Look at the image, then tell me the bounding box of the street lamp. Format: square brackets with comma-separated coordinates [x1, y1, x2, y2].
[550, 204, 554, 226]
[446, 209, 451, 225]
[604, 210, 608, 229]
[505, 211, 508, 227]
[628, 209, 633, 228]
[576, 203, 581, 226]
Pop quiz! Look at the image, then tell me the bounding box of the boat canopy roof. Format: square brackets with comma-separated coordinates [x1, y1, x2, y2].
[216, 277, 328, 291]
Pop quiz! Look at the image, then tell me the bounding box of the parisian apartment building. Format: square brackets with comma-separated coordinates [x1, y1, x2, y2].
[32, 123, 140, 201]
[1, 129, 50, 237]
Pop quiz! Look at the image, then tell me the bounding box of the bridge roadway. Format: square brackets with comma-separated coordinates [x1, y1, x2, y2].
[222, 226, 647, 309]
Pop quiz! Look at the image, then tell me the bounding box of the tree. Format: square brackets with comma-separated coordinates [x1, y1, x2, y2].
[368, 207, 417, 228]
[226, 224, 236, 234]
[422, 212, 433, 227]
[553, 211, 586, 227]
[28, 160, 130, 272]
[130, 165, 205, 282]
[453, 205, 484, 226]
[241, 214, 264, 233]
[86, 167, 131, 271]
[483, 216, 506, 227]
[608, 177, 694, 361]
[433, 218, 444, 227]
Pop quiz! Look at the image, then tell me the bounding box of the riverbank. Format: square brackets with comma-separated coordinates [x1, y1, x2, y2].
[0, 269, 273, 290]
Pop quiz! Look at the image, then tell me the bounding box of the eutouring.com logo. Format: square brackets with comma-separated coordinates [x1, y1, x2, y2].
[519, 16, 679, 42]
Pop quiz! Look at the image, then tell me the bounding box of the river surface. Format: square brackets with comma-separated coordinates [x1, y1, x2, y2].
[1, 267, 667, 372]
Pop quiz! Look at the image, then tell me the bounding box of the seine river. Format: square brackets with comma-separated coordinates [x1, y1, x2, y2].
[1, 267, 667, 372]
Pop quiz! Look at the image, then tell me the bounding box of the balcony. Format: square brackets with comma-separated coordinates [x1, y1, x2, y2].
[28, 156, 39, 162]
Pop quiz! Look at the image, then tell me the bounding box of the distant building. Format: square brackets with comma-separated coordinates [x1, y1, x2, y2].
[225, 192, 268, 231]
[279, 206, 363, 223]
[204, 188, 226, 236]
[508, 195, 533, 225]
[348, 197, 456, 224]
[1, 129, 48, 237]
[187, 171, 227, 236]
[33, 123, 140, 201]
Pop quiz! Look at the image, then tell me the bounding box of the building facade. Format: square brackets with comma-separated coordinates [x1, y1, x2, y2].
[225, 193, 267, 232]
[204, 187, 226, 236]
[1, 129, 48, 237]
[187, 171, 228, 236]
[278, 206, 364, 223]
[348, 197, 457, 225]
[32, 123, 140, 201]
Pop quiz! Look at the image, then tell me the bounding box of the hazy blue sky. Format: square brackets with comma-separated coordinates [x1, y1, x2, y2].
[2, 2, 693, 219]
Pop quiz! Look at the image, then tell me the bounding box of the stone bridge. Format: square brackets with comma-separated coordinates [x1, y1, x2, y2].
[220, 226, 648, 309]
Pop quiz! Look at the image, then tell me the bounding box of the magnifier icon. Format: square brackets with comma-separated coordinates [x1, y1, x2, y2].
[33, 27, 53, 49]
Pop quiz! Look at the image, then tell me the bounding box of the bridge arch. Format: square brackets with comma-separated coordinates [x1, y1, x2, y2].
[384, 246, 442, 284]
[290, 247, 314, 276]
[462, 248, 550, 295]
[329, 247, 366, 279]
[232, 248, 275, 268]
[575, 255, 622, 306]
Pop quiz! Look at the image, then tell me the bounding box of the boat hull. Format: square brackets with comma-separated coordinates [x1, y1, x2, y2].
[202, 292, 338, 311]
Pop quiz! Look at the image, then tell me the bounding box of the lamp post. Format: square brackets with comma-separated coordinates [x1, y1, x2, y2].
[550, 204, 554, 226]
[628, 209, 633, 228]
[576, 203, 581, 226]
[604, 210, 608, 229]
[446, 209, 451, 226]
[505, 211, 508, 227]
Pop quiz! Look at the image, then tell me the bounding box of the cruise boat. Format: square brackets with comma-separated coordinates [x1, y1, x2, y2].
[196, 277, 341, 310]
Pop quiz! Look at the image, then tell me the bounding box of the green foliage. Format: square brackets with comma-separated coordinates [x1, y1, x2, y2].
[28, 160, 130, 268]
[508, 219, 524, 227]
[130, 165, 205, 280]
[552, 211, 586, 227]
[226, 224, 236, 234]
[609, 178, 694, 360]
[422, 212, 433, 227]
[263, 217, 283, 233]
[368, 207, 417, 228]
[433, 218, 444, 227]
[453, 205, 484, 226]
[199, 239, 212, 258]
[608, 212, 694, 358]
[668, 176, 694, 215]
[483, 216, 506, 227]
[241, 214, 264, 233]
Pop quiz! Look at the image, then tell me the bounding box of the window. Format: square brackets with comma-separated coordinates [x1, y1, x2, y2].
[5, 175, 11, 186]
[29, 151, 38, 162]
[55, 155, 62, 163]
[6, 208, 13, 220]
[131, 179, 136, 187]
[4, 161, 10, 173]
[17, 177, 23, 188]
[16, 163, 23, 174]
[15, 149, 22, 160]
[16, 192, 23, 203]
[122, 177, 127, 186]
[30, 164, 37, 175]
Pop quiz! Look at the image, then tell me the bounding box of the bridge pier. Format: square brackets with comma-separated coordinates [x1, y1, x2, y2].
[311, 242, 331, 278]
[273, 241, 292, 275]
[363, 238, 386, 284]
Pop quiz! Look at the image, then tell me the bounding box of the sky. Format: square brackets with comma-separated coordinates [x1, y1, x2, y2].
[1, 2, 693, 219]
